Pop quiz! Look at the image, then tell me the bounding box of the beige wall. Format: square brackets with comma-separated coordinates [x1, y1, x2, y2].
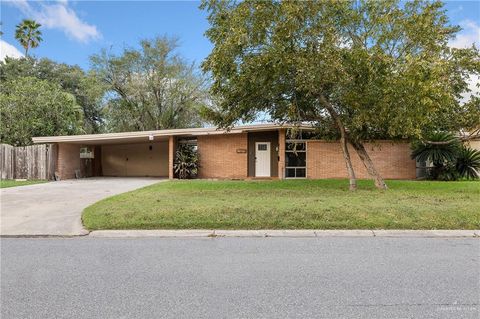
[102, 142, 168, 177]
[467, 140, 480, 151]
[168, 136, 175, 179]
[197, 133, 248, 179]
[306, 141, 416, 180]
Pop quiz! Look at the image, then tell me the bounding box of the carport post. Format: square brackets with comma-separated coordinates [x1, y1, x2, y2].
[168, 136, 175, 180]
[278, 129, 286, 179]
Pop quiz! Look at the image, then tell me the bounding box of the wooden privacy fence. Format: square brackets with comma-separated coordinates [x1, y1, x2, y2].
[0, 144, 56, 180]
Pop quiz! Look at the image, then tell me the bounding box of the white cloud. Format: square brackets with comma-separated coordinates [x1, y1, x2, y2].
[461, 74, 480, 103]
[449, 20, 480, 103]
[449, 20, 480, 49]
[37, 3, 100, 42]
[0, 40, 24, 61]
[7, 0, 100, 43]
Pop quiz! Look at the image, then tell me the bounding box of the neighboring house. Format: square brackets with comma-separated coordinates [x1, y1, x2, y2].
[32, 123, 416, 180]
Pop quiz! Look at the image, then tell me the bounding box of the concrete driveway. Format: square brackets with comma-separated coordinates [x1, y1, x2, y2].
[0, 177, 163, 236]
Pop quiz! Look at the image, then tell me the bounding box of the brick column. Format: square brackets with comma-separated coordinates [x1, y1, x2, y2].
[168, 136, 175, 180]
[56, 143, 81, 180]
[278, 129, 286, 179]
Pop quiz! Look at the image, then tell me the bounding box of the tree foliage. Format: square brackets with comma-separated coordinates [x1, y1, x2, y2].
[0, 36, 207, 143]
[201, 0, 480, 189]
[0, 57, 107, 133]
[91, 36, 208, 132]
[0, 77, 83, 146]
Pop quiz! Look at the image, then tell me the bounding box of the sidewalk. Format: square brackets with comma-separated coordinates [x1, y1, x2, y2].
[88, 229, 480, 238]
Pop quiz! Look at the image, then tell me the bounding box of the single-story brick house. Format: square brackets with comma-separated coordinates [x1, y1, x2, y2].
[32, 123, 417, 180]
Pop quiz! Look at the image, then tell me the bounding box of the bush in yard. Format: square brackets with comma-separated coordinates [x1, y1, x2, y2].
[456, 147, 480, 180]
[411, 133, 480, 180]
[173, 144, 199, 179]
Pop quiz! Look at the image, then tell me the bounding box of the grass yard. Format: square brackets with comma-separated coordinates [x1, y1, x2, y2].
[0, 179, 47, 188]
[82, 179, 480, 230]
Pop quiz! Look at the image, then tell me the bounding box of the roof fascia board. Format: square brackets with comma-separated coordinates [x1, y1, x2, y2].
[32, 124, 316, 144]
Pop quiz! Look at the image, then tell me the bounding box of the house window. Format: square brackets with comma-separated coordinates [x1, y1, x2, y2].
[178, 138, 198, 151]
[285, 141, 306, 178]
[258, 143, 268, 151]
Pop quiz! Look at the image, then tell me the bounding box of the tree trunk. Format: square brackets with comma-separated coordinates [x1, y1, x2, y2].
[340, 134, 357, 191]
[350, 140, 388, 190]
[318, 94, 357, 191]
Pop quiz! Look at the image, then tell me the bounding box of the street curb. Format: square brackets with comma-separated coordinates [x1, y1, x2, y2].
[0, 229, 91, 238]
[372, 230, 479, 238]
[88, 230, 214, 238]
[87, 229, 480, 238]
[0, 234, 90, 238]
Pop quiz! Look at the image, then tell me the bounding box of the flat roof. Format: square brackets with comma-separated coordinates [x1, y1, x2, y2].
[32, 123, 315, 145]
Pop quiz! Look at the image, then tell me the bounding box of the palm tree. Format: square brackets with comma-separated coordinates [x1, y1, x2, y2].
[411, 132, 460, 180]
[15, 19, 42, 57]
[411, 132, 480, 180]
[411, 132, 460, 165]
[456, 147, 480, 180]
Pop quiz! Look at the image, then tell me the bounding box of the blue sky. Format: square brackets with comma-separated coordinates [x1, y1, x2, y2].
[1, 0, 479, 71]
[1, 1, 212, 69]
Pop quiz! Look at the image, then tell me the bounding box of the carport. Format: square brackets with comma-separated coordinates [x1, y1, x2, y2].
[33, 131, 178, 180]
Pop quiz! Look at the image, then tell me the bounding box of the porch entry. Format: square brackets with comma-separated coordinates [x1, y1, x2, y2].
[255, 142, 271, 177]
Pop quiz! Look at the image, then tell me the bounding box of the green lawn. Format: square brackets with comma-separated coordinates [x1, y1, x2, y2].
[0, 179, 47, 188]
[82, 179, 480, 230]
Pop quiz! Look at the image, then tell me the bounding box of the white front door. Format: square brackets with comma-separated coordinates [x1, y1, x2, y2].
[255, 142, 271, 177]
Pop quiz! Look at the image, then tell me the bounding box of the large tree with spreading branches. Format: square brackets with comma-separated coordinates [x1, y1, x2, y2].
[201, 0, 480, 190]
[91, 36, 208, 132]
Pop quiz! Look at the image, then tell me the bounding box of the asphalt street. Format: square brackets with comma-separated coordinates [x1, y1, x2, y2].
[1, 237, 479, 319]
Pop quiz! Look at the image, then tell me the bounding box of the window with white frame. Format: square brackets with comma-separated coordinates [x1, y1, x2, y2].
[285, 141, 306, 178]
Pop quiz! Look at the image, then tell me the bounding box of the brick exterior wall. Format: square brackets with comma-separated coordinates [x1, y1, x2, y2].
[197, 133, 248, 179]
[306, 141, 416, 180]
[56, 143, 81, 180]
[55, 135, 416, 180]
